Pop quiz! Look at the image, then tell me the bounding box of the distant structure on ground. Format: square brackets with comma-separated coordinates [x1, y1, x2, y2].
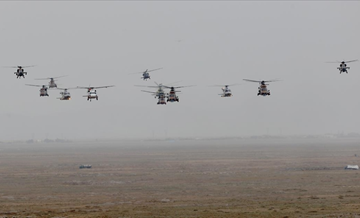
[344, 165, 359, 170]
[79, 165, 92, 169]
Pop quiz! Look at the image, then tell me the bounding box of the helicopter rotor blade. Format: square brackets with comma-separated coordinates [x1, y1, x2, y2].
[141, 90, 157, 94]
[243, 79, 261, 83]
[129, 68, 162, 75]
[4, 65, 36, 69]
[164, 85, 195, 89]
[147, 67, 163, 73]
[326, 61, 341, 63]
[136, 85, 161, 88]
[50, 75, 68, 79]
[77, 85, 114, 89]
[94, 85, 114, 89]
[25, 84, 43, 87]
[35, 75, 68, 80]
[176, 85, 195, 88]
[263, 79, 280, 83]
[210, 85, 226, 87]
[56, 87, 76, 90]
[345, 59, 359, 63]
[217, 83, 240, 87]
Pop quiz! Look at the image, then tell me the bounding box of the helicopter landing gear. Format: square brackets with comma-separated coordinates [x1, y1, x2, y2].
[16, 74, 25, 79]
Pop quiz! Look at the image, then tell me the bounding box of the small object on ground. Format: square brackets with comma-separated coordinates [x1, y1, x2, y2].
[79, 164, 92, 169]
[344, 165, 359, 170]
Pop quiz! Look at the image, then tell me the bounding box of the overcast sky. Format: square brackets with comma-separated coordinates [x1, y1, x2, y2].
[0, 1, 359, 140]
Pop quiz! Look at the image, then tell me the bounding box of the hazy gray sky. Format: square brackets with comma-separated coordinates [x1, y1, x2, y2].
[0, 2, 359, 140]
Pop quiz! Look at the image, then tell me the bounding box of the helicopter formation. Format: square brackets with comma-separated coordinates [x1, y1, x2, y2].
[8, 65, 115, 101]
[132, 59, 358, 104]
[5, 59, 359, 104]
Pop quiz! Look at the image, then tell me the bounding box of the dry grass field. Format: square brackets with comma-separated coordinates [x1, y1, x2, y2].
[0, 138, 360, 217]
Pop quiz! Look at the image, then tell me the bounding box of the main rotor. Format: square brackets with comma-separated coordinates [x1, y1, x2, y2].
[243, 79, 280, 85]
[327, 59, 358, 64]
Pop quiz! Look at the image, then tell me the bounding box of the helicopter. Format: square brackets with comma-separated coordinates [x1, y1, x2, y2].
[57, 88, 72, 100]
[35, 76, 67, 88]
[163, 85, 194, 102]
[211, 84, 240, 97]
[136, 82, 167, 99]
[25, 84, 49, 97]
[131, 68, 163, 81]
[5, 65, 35, 79]
[327, 59, 358, 74]
[157, 95, 167, 105]
[243, 79, 279, 96]
[77, 85, 114, 101]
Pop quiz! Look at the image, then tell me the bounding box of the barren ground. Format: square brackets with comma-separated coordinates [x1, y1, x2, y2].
[0, 138, 360, 217]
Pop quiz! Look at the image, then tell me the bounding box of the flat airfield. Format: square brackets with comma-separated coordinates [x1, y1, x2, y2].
[0, 138, 360, 217]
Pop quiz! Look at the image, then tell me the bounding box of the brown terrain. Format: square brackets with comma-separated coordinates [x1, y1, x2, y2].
[0, 138, 360, 217]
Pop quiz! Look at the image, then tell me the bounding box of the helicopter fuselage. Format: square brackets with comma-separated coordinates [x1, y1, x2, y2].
[40, 88, 49, 97]
[155, 89, 166, 98]
[221, 87, 232, 97]
[49, 80, 57, 88]
[142, 72, 150, 80]
[15, 71, 27, 79]
[85, 90, 98, 101]
[59, 90, 71, 100]
[258, 84, 270, 96]
[167, 91, 179, 102]
[337, 64, 350, 73]
[157, 96, 166, 105]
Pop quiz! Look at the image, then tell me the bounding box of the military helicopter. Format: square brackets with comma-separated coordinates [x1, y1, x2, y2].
[131, 68, 163, 81]
[136, 82, 166, 99]
[243, 79, 279, 96]
[5, 65, 35, 79]
[211, 84, 240, 97]
[25, 84, 49, 97]
[327, 59, 358, 74]
[57, 88, 72, 100]
[157, 95, 167, 105]
[163, 85, 194, 102]
[35, 76, 67, 88]
[77, 85, 114, 101]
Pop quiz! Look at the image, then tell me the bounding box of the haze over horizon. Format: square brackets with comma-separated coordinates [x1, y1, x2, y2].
[0, 2, 359, 141]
